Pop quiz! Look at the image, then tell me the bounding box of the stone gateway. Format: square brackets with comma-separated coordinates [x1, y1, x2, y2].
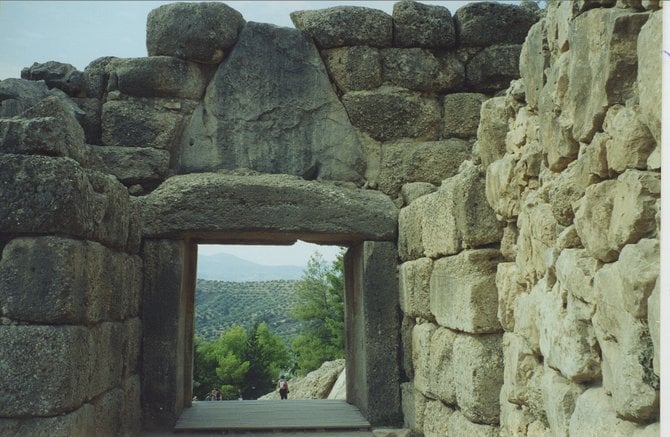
[0, 0, 660, 435]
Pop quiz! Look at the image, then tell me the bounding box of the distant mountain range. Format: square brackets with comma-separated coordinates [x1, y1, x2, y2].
[197, 252, 305, 281]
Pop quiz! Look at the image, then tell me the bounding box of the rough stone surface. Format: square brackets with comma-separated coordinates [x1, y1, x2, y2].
[0, 236, 141, 324]
[455, 2, 540, 47]
[146, 2, 245, 64]
[516, 196, 557, 284]
[648, 278, 660, 377]
[86, 145, 170, 189]
[604, 105, 655, 174]
[569, 387, 646, 435]
[427, 327, 457, 405]
[496, 262, 524, 332]
[342, 88, 440, 142]
[83, 56, 117, 99]
[401, 383, 427, 432]
[107, 56, 211, 100]
[503, 332, 542, 406]
[466, 44, 523, 92]
[392, 0, 455, 48]
[260, 359, 344, 400]
[0, 78, 50, 117]
[542, 366, 585, 437]
[322, 46, 382, 92]
[430, 249, 502, 334]
[400, 182, 436, 206]
[178, 23, 365, 182]
[291, 6, 393, 48]
[453, 333, 504, 425]
[381, 49, 464, 92]
[411, 322, 436, 396]
[447, 410, 499, 437]
[477, 96, 509, 168]
[101, 97, 196, 150]
[422, 399, 454, 437]
[443, 93, 487, 139]
[399, 258, 433, 320]
[140, 173, 397, 242]
[520, 20, 550, 110]
[637, 11, 661, 144]
[0, 404, 95, 437]
[21, 61, 84, 96]
[377, 139, 471, 198]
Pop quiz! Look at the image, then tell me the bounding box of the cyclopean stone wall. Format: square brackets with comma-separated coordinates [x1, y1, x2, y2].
[0, 0, 661, 435]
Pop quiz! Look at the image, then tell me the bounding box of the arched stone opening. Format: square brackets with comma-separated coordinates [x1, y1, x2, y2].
[137, 172, 403, 431]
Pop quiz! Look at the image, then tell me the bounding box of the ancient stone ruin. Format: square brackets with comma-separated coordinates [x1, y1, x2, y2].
[0, 0, 661, 435]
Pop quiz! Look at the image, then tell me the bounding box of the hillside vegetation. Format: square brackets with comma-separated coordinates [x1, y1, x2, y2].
[195, 279, 301, 341]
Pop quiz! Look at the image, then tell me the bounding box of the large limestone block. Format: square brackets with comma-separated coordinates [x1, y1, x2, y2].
[443, 92, 487, 139]
[426, 162, 503, 256]
[427, 327, 458, 405]
[513, 280, 544, 353]
[555, 249, 600, 306]
[400, 182, 436, 206]
[422, 399, 454, 437]
[564, 8, 649, 143]
[499, 383, 539, 437]
[400, 316, 415, 381]
[399, 258, 433, 320]
[177, 23, 365, 182]
[546, 158, 598, 226]
[321, 46, 382, 92]
[401, 383, 427, 432]
[648, 278, 660, 376]
[0, 326, 92, 416]
[496, 262, 525, 332]
[382, 48, 464, 92]
[392, 0, 455, 48]
[603, 105, 655, 174]
[140, 172, 397, 242]
[516, 196, 557, 284]
[505, 106, 540, 155]
[0, 237, 141, 324]
[486, 155, 521, 220]
[448, 410, 499, 437]
[146, 2, 244, 64]
[101, 97, 196, 150]
[637, 11, 661, 144]
[520, 20, 550, 110]
[503, 332, 542, 406]
[291, 6, 392, 48]
[574, 170, 660, 262]
[88, 322, 126, 398]
[86, 145, 170, 188]
[466, 44, 523, 92]
[542, 366, 585, 436]
[342, 88, 440, 141]
[477, 96, 508, 168]
[107, 56, 210, 100]
[0, 78, 50, 117]
[430, 249, 502, 334]
[569, 387, 648, 435]
[538, 284, 601, 383]
[377, 139, 471, 198]
[411, 322, 437, 396]
[0, 404, 94, 437]
[21, 60, 84, 96]
[83, 56, 117, 99]
[453, 333, 504, 425]
[73, 96, 102, 145]
[0, 155, 132, 251]
[455, 2, 540, 47]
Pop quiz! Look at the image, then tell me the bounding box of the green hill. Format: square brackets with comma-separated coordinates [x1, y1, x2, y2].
[195, 279, 301, 341]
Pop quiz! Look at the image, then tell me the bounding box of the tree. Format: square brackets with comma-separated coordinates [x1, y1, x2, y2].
[290, 251, 345, 375]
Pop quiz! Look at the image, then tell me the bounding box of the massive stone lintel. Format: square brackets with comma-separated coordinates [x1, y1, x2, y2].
[139, 173, 397, 243]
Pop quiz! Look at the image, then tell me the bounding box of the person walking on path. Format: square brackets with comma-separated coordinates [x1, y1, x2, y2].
[277, 375, 289, 400]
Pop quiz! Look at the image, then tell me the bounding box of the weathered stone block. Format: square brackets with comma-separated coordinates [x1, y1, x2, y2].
[321, 46, 381, 92]
[101, 97, 195, 150]
[542, 366, 585, 437]
[399, 258, 433, 320]
[378, 139, 471, 198]
[400, 182, 436, 206]
[520, 20, 550, 110]
[0, 326, 92, 416]
[0, 404, 94, 437]
[291, 6, 392, 48]
[506, 107, 539, 155]
[477, 96, 509, 168]
[0, 237, 141, 324]
[140, 173, 397, 241]
[401, 383, 427, 432]
[569, 388, 647, 435]
[496, 262, 524, 332]
[92, 387, 124, 437]
[108, 56, 210, 100]
[422, 399, 454, 437]
[411, 322, 437, 396]
[454, 2, 540, 47]
[604, 105, 655, 174]
[382, 48, 464, 92]
[448, 410, 499, 437]
[443, 93, 487, 139]
[574, 170, 660, 262]
[555, 248, 600, 306]
[342, 88, 440, 141]
[485, 155, 520, 221]
[466, 45, 523, 92]
[146, 2, 244, 64]
[86, 144, 170, 188]
[121, 375, 142, 436]
[453, 333, 504, 425]
[21, 60, 84, 96]
[177, 23, 365, 183]
[427, 327, 458, 405]
[400, 316, 415, 381]
[500, 221, 519, 261]
[83, 56, 116, 99]
[503, 332, 541, 406]
[648, 278, 660, 377]
[398, 197, 429, 262]
[513, 280, 543, 353]
[430, 249, 502, 334]
[516, 196, 557, 284]
[72, 97, 102, 144]
[637, 11, 661, 144]
[564, 9, 649, 143]
[0, 78, 50, 117]
[499, 383, 537, 437]
[0, 155, 132, 251]
[392, 0, 455, 48]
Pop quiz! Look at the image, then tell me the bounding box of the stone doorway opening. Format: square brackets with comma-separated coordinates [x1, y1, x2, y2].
[192, 241, 345, 402]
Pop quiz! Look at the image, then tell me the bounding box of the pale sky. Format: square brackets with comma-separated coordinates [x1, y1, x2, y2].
[199, 241, 342, 266]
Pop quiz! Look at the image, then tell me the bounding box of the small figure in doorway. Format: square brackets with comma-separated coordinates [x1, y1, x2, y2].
[277, 375, 289, 400]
